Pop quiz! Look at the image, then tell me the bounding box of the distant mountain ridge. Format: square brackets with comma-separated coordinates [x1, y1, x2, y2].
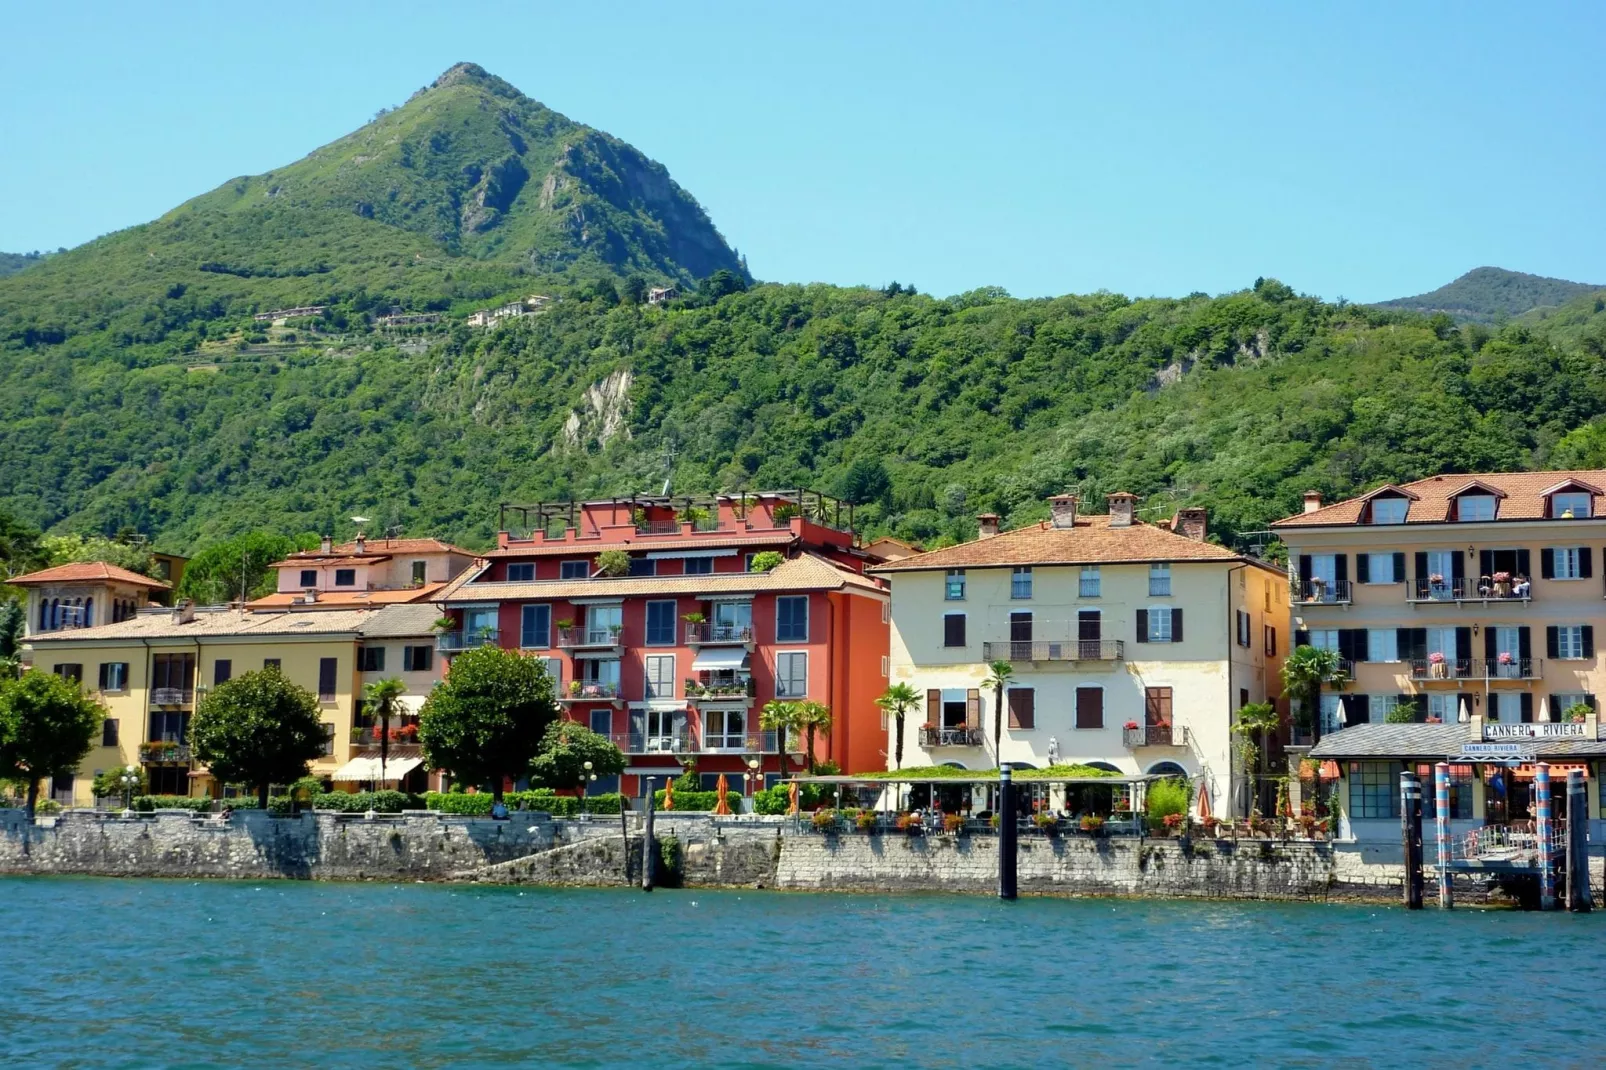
[0, 251, 47, 278]
[1375, 266, 1601, 324]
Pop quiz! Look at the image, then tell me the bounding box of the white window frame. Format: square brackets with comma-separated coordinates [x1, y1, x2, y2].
[1426, 627, 1457, 665]
[586, 605, 623, 645]
[1551, 492, 1592, 519]
[1368, 695, 1404, 723]
[1146, 606, 1173, 642]
[1320, 694, 1343, 734]
[1011, 567, 1033, 600]
[541, 657, 562, 688]
[945, 569, 966, 601]
[644, 654, 675, 699]
[1557, 625, 1585, 660]
[1365, 553, 1397, 584]
[560, 560, 590, 580]
[1079, 566, 1101, 598]
[1367, 630, 1398, 664]
[1554, 547, 1583, 580]
[775, 650, 809, 699]
[1456, 495, 1497, 522]
[1370, 498, 1408, 525]
[1308, 629, 1340, 653]
[506, 562, 535, 583]
[1149, 563, 1171, 597]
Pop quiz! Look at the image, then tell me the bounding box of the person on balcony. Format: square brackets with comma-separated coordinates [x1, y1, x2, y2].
[1477, 574, 1492, 597]
[1512, 574, 1530, 599]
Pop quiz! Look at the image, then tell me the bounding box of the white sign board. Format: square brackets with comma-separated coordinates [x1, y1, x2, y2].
[1459, 743, 1534, 761]
[1482, 723, 1586, 740]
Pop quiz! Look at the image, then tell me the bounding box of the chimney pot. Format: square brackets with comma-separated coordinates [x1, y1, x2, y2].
[1107, 492, 1138, 528]
[976, 513, 1001, 538]
[303, 587, 318, 604]
[1174, 507, 1208, 541]
[1302, 490, 1323, 514]
[354, 533, 366, 554]
[1047, 494, 1079, 530]
[320, 535, 333, 553]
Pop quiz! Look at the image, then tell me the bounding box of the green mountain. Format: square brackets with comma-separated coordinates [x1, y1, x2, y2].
[1375, 266, 1601, 324]
[0, 252, 47, 278]
[3, 68, 1606, 557]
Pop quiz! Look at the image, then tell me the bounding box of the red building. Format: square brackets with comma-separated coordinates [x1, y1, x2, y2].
[435, 491, 893, 797]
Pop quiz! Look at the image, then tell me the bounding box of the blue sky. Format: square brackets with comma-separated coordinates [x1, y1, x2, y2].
[2, 1, 1602, 301]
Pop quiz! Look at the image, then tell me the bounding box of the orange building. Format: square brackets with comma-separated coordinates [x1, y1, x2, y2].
[434, 491, 893, 796]
[252, 535, 477, 609]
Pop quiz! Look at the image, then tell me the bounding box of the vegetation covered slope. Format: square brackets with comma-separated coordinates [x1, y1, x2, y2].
[1375, 266, 1601, 324]
[0, 252, 47, 278]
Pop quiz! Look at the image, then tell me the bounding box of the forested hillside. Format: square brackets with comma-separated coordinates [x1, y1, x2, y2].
[1376, 266, 1601, 324]
[0, 252, 46, 278]
[3, 66, 1606, 557]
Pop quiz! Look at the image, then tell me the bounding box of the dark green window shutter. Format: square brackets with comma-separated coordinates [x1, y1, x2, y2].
[1540, 548, 1554, 579]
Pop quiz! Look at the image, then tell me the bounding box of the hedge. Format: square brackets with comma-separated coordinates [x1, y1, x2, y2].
[133, 795, 214, 813]
[422, 791, 624, 816]
[652, 789, 741, 812]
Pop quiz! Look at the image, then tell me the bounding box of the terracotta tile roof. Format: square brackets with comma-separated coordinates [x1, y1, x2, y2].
[1272, 469, 1606, 528]
[269, 537, 476, 568]
[439, 552, 885, 604]
[483, 531, 796, 559]
[246, 584, 444, 609]
[28, 607, 380, 643]
[867, 515, 1249, 572]
[7, 562, 172, 590]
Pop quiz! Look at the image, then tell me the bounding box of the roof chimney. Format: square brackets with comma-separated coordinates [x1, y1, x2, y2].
[1173, 507, 1208, 541]
[302, 587, 318, 604]
[1107, 492, 1138, 528]
[354, 533, 366, 554]
[1047, 494, 1079, 530]
[320, 534, 333, 553]
[171, 599, 195, 625]
[1302, 490, 1323, 514]
[976, 513, 1001, 539]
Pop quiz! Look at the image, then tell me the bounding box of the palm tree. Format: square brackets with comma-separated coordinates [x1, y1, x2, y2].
[363, 677, 408, 784]
[982, 659, 1014, 762]
[796, 701, 833, 772]
[1232, 701, 1280, 816]
[759, 699, 802, 781]
[875, 683, 920, 770]
[1280, 645, 1343, 746]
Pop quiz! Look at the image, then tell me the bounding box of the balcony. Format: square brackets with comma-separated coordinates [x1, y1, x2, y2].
[684, 622, 754, 646]
[701, 730, 780, 754]
[1123, 724, 1190, 748]
[982, 640, 1124, 664]
[627, 728, 697, 754]
[920, 725, 984, 748]
[437, 629, 499, 652]
[1408, 658, 1474, 682]
[1407, 578, 1532, 604]
[150, 688, 194, 706]
[556, 627, 622, 652]
[1291, 579, 1352, 605]
[351, 714, 422, 748]
[140, 741, 191, 763]
[561, 682, 623, 703]
[1472, 657, 1542, 680]
[685, 677, 755, 703]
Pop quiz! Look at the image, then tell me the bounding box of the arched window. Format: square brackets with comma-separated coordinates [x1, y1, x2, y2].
[1010, 762, 1037, 770]
[39, 598, 49, 631]
[50, 598, 60, 630]
[1086, 761, 1122, 773]
[83, 598, 93, 627]
[1148, 761, 1188, 778]
[939, 761, 967, 770]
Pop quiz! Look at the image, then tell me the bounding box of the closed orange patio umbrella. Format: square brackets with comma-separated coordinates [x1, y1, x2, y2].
[663, 779, 675, 811]
[1196, 780, 1212, 821]
[714, 774, 732, 815]
[788, 781, 800, 815]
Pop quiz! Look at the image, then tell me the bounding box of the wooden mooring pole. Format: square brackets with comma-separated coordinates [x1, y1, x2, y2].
[998, 764, 1017, 901]
[1434, 762, 1453, 910]
[1400, 771, 1423, 909]
[641, 777, 657, 892]
[1566, 769, 1591, 913]
[1536, 763, 1556, 911]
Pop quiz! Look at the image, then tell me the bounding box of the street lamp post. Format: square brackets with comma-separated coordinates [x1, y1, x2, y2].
[119, 764, 140, 812]
[577, 759, 596, 813]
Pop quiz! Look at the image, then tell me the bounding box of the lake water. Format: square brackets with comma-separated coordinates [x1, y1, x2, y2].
[2, 878, 1602, 1068]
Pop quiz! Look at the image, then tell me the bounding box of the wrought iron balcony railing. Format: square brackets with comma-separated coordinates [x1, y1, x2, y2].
[1291, 579, 1352, 605]
[149, 688, 194, 706]
[982, 640, 1124, 663]
[1123, 724, 1189, 748]
[1408, 658, 1473, 681]
[920, 725, 984, 748]
[436, 629, 499, 652]
[685, 622, 754, 645]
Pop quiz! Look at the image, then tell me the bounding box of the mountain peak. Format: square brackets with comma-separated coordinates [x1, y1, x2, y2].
[429, 62, 525, 100]
[1374, 266, 1601, 324]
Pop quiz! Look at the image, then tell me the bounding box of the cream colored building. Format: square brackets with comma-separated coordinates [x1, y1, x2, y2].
[252, 535, 476, 609]
[869, 493, 1290, 818]
[11, 561, 172, 637]
[24, 603, 442, 806]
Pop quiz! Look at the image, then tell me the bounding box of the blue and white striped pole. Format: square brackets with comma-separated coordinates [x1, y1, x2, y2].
[1434, 762, 1452, 910]
[1535, 762, 1555, 910]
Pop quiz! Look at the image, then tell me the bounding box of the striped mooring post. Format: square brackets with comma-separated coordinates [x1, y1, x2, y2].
[1399, 771, 1423, 910]
[1535, 763, 1555, 911]
[1434, 762, 1453, 909]
[997, 763, 1018, 901]
[1566, 768, 1592, 913]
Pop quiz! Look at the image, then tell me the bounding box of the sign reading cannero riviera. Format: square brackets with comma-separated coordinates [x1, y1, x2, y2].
[1482, 723, 1587, 740]
[1460, 742, 1533, 759]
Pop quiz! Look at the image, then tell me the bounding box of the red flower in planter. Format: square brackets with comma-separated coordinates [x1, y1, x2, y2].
[1123, 721, 1140, 731]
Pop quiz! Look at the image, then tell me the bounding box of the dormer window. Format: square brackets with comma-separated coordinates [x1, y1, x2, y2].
[1550, 491, 1592, 519]
[1368, 498, 1408, 525]
[1455, 495, 1497, 522]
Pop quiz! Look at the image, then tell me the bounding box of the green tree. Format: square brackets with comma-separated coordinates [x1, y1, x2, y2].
[179, 531, 317, 604]
[836, 458, 892, 506]
[699, 269, 748, 302]
[417, 645, 557, 802]
[91, 763, 146, 807]
[527, 720, 625, 792]
[0, 506, 43, 578]
[595, 549, 630, 577]
[191, 667, 327, 809]
[41, 534, 152, 577]
[1280, 645, 1343, 745]
[796, 700, 833, 772]
[621, 274, 649, 306]
[748, 551, 783, 573]
[982, 659, 1014, 760]
[363, 677, 408, 783]
[759, 699, 802, 775]
[1232, 701, 1280, 815]
[875, 683, 920, 771]
[0, 670, 104, 817]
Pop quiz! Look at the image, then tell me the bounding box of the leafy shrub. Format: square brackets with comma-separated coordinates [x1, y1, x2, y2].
[1145, 778, 1190, 826]
[653, 789, 740, 812]
[422, 790, 623, 816]
[310, 790, 419, 813]
[753, 782, 830, 814]
[133, 795, 213, 813]
[595, 549, 630, 576]
[35, 799, 62, 815]
[748, 551, 784, 572]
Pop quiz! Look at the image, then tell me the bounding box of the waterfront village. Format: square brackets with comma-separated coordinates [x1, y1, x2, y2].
[7, 470, 1606, 905]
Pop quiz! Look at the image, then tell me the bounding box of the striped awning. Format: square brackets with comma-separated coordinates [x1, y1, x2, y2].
[331, 755, 423, 782]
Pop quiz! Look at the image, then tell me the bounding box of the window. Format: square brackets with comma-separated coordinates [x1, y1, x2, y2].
[712, 601, 752, 640]
[579, 658, 621, 692]
[627, 557, 656, 577]
[1554, 693, 1594, 721]
[334, 568, 356, 587]
[506, 563, 535, 582]
[880, 655, 889, 677]
[776, 596, 809, 642]
[1319, 694, 1342, 736]
[1369, 498, 1408, 525]
[299, 569, 317, 588]
[213, 659, 232, 685]
[98, 662, 129, 692]
[540, 658, 562, 689]
[882, 601, 890, 623]
[53, 663, 83, 683]
[1074, 686, 1103, 730]
[1364, 553, 1400, 584]
[589, 708, 613, 736]
[645, 601, 676, 645]
[560, 560, 590, 580]
[320, 723, 336, 757]
[775, 652, 808, 698]
[1263, 625, 1277, 656]
[1236, 610, 1251, 648]
[1348, 762, 1400, 818]
[521, 604, 551, 648]
[359, 647, 386, 673]
[1007, 688, 1035, 729]
[936, 688, 971, 730]
[1552, 625, 1588, 660]
[149, 710, 189, 743]
[1011, 567, 1033, 599]
[1079, 566, 1101, 598]
[1307, 628, 1340, 653]
[1142, 607, 1178, 643]
[1416, 763, 1474, 820]
[945, 570, 966, 600]
[411, 560, 428, 584]
[744, 554, 756, 572]
[682, 556, 714, 576]
[403, 645, 433, 672]
[1426, 694, 1462, 723]
[152, 653, 194, 694]
[1149, 563, 1171, 596]
[1550, 491, 1591, 519]
[643, 655, 675, 699]
[1367, 630, 1399, 664]
[704, 707, 747, 750]
[102, 718, 119, 747]
[585, 605, 623, 644]
[1456, 495, 1497, 522]
[318, 657, 338, 702]
[943, 613, 966, 648]
[1546, 547, 1588, 580]
[264, 658, 281, 670]
[1368, 695, 1407, 723]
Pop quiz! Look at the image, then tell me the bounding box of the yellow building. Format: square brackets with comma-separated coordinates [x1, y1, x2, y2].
[24, 602, 441, 807]
[869, 493, 1290, 818]
[1273, 470, 1606, 838]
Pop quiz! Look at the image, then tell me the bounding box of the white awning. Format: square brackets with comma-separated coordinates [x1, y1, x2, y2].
[331, 755, 424, 782]
[396, 694, 427, 715]
[646, 548, 737, 560]
[692, 647, 750, 671]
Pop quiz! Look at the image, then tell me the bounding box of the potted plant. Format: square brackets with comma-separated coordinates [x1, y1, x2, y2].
[943, 812, 966, 834]
[895, 812, 922, 835]
[1162, 812, 1184, 835]
[1429, 572, 1446, 598]
[555, 618, 574, 631]
[1123, 720, 1139, 730]
[608, 623, 623, 639]
[681, 612, 705, 624]
[431, 616, 455, 633]
[1200, 816, 1221, 838]
[1492, 570, 1511, 596]
[812, 808, 839, 832]
[398, 724, 418, 741]
[1428, 650, 1447, 678]
[855, 809, 878, 832]
[567, 679, 583, 696]
[1032, 811, 1058, 836]
[1563, 702, 1591, 724]
[1080, 815, 1105, 835]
